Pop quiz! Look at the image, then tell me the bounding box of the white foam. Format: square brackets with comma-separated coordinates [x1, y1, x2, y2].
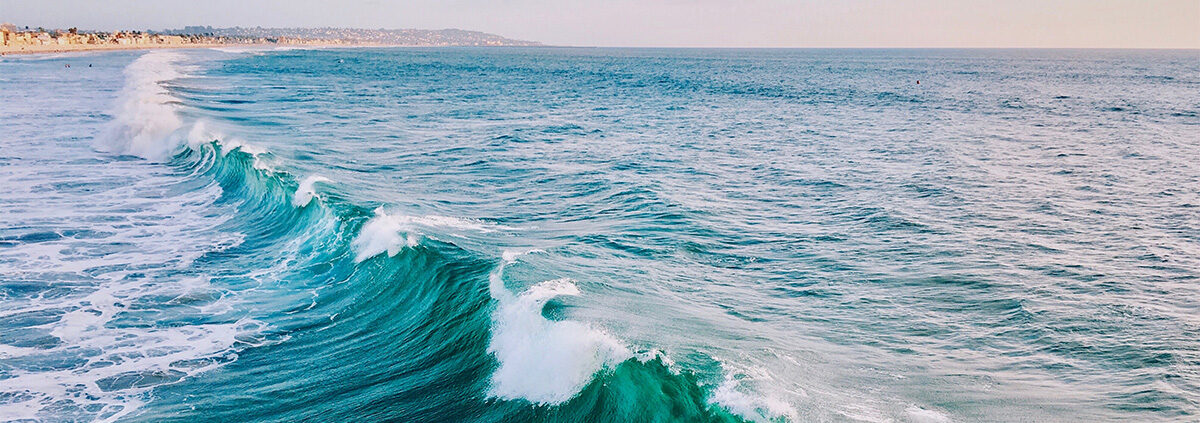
[96, 51, 187, 160]
[186, 119, 280, 172]
[501, 248, 545, 263]
[351, 209, 423, 261]
[293, 175, 332, 207]
[0, 274, 263, 422]
[488, 278, 631, 404]
[905, 405, 953, 423]
[710, 363, 799, 422]
[485, 255, 632, 404]
[94, 54, 277, 169]
[351, 208, 502, 262]
[633, 348, 674, 366]
[216, 136, 268, 157]
[486, 252, 799, 412]
[0, 47, 281, 422]
[185, 118, 218, 148]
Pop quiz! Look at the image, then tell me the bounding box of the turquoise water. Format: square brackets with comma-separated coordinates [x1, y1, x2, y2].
[1, 47, 1197, 422]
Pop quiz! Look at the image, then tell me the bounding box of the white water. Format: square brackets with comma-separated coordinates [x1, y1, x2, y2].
[95, 51, 187, 160]
[293, 175, 332, 207]
[905, 406, 954, 423]
[0, 49, 276, 421]
[351, 208, 503, 262]
[485, 252, 632, 404]
[709, 362, 800, 422]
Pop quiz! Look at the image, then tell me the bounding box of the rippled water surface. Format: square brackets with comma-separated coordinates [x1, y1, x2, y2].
[1, 48, 1198, 422]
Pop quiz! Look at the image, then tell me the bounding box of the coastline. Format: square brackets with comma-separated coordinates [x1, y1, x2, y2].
[0, 43, 254, 55]
[0, 42, 399, 56]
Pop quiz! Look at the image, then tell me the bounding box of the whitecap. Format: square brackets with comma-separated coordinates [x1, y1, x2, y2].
[293, 175, 332, 207]
[351, 208, 503, 262]
[96, 51, 187, 160]
[485, 253, 632, 404]
[710, 362, 799, 422]
[501, 248, 544, 263]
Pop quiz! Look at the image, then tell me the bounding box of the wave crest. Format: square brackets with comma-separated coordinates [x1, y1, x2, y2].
[351, 208, 503, 262]
[97, 51, 187, 160]
[486, 255, 632, 404]
[293, 175, 332, 207]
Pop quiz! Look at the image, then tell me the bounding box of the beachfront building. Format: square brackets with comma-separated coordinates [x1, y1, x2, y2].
[0, 23, 15, 46]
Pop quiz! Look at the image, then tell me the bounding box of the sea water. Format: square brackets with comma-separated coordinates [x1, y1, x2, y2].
[0, 47, 1197, 422]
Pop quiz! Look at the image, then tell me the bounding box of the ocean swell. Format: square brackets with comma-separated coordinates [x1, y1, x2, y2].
[55, 49, 794, 423]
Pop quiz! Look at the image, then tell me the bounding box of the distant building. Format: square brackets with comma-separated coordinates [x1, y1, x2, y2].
[0, 22, 15, 46]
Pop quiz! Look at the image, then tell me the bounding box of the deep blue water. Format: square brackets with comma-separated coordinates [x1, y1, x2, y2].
[1, 47, 1198, 422]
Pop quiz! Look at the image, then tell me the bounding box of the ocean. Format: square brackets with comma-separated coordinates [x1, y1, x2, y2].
[0, 47, 1197, 422]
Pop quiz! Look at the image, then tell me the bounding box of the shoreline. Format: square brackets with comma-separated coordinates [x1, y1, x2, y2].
[0, 42, 418, 56]
[0, 43, 261, 55]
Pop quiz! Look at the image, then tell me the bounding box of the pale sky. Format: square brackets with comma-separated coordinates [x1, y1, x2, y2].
[1, 0, 1197, 48]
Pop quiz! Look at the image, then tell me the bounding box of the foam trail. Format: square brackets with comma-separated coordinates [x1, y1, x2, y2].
[710, 370, 799, 422]
[293, 175, 332, 207]
[486, 251, 631, 404]
[0, 276, 265, 423]
[96, 51, 186, 160]
[905, 406, 953, 423]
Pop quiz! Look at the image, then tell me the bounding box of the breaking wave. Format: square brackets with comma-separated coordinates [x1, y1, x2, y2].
[4, 49, 804, 423]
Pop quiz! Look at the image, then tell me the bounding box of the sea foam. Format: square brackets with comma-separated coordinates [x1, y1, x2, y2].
[293, 175, 332, 207]
[96, 51, 187, 160]
[95, 52, 272, 167]
[485, 251, 632, 404]
[351, 208, 502, 262]
[710, 368, 799, 422]
[905, 405, 953, 423]
[0, 50, 284, 421]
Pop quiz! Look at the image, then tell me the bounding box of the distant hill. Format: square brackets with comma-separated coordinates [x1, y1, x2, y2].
[167, 26, 541, 46]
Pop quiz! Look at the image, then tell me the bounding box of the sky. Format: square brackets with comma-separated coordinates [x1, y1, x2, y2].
[1, 0, 1197, 48]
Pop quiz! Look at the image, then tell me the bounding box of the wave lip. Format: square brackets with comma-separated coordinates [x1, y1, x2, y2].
[486, 253, 632, 405]
[351, 208, 504, 262]
[293, 175, 331, 207]
[352, 208, 422, 261]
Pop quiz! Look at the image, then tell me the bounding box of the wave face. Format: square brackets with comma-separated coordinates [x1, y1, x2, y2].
[2, 48, 1198, 422]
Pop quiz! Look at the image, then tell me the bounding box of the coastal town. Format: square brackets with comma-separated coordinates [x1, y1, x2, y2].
[0, 24, 258, 54]
[180, 26, 540, 47]
[0, 23, 539, 54]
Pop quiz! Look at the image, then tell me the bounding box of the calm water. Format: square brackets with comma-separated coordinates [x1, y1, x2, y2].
[1, 47, 1197, 422]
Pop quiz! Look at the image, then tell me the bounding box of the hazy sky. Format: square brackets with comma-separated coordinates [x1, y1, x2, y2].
[2, 0, 1197, 48]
